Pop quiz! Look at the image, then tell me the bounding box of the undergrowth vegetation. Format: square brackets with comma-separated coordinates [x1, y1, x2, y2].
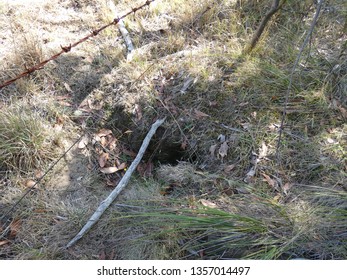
[0, 0, 346, 259]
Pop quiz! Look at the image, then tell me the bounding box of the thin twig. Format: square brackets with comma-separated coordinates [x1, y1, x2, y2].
[66, 118, 166, 248]
[275, 0, 324, 164]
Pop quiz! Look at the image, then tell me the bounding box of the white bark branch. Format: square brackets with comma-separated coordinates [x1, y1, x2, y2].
[107, 0, 134, 59]
[66, 118, 166, 248]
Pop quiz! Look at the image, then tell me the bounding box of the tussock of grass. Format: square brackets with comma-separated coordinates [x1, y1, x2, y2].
[106, 182, 346, 259]
[0, 104, 57, 172]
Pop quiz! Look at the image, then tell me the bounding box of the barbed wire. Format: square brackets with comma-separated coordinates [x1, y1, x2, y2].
[0, 0, 155, 91]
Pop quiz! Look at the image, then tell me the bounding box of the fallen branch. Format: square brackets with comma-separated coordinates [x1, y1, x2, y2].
[107, 0, 135, 60]
[244, 0, 282, 53]
[66, 117, 166, 248]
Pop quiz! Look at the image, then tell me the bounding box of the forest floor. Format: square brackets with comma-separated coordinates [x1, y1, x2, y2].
[0, 0, 346, 259]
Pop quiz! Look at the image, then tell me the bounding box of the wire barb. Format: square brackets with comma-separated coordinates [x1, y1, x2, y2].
[61, 44, 72, 53]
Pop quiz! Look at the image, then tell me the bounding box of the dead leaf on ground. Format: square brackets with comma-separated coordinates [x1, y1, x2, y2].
[262, 173, 275, 188]
[193, 109, 209, 119]
[87, 99, 93, 109]
[78, 135, 89, 149]
[218, 141, 229, 159]
[107, 137, 117, 151]
[96, 128, 113, 137]
[63, 82, 72, 92]
[259, 141, 268, 158]
[282, 182, 292, 194]
[117, 162, 127, 171]
[209, 101, 218, 107]
[25, 179, 37, 188]
[100, 137, 107, 147]
[34, 170, 44, 179]
[93, 135, 101, 143]
[209, 144, 217, 158]
[9, 219, 21, 239]
[223, 164, 235, 174]
[200, 199, 217, 208]
[98, 152, 109, 168]
[100, 166, 119, 174]
[58, 101, 72, 107]
[0, 240, 10, 246]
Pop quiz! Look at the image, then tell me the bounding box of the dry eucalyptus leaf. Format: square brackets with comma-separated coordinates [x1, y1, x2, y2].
[282, 182, 292, 194]
[262, 173, 275, 188]
[25, 179, 36, 188]
[117, 162, 127, 170]
[259, 141, 268, 158]
[100, 137, 107, 147]
[200, 199, 217, 208]
[209, 101, 218, 107]
[34, 170, 44, 179]
[100, 166, 119, 174]
[193, 109, 209, 119]
[218, 141, 229, 159]
[0, 240, 10, 246]
[63, 82, 72, 92]
[96, 128, 113, 137]
[87, 99, 93, 109]
[98, 152, 109, 168]
[9, 219, 21, 239]
[108, 137, 117, 151]
[223, 164, 235, 174]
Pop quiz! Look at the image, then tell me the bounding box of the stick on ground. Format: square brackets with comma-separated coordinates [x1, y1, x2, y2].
[244, 0, 281, 53]
[66, 118, 166, 248]
[107, 0, 134, 59]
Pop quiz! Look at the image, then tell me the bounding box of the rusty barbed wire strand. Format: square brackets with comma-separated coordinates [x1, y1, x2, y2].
[0, 0, 155, 91]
